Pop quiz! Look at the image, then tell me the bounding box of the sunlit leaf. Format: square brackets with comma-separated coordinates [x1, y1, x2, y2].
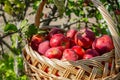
[19, 19, 28, 29]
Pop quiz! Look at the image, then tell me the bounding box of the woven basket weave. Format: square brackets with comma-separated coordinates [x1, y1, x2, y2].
[22, 0, 120, 80]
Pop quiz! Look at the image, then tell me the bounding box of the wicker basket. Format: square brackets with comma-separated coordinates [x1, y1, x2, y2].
[22, 0, 120, 80]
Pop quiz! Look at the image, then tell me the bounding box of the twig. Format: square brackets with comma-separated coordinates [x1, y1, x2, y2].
[1, 39, 17, 54]
[0, 43, 4, 59]
[23, 0, 32, 19]
[0, 30, 21, 39]
[0, 29, 23, 55]
[45, 5, 53, 10]
[2, 13, 7, 24]
[40, 16, 59, 23]
[64, 20, 82, 28]
[0, 5, 7, 24]
[115, 0, 119, 8]
[42, 5, 57, 26]
[0, 42, 4, 55]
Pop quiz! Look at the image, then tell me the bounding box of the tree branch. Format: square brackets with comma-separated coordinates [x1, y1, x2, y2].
[0, 30, 20, 39]
[1, 39, 17, 54]
[63, 20, 82, 28]
[0, 4, 7, 24]
[42, 5, 57, 26]
[2, 13, 7, 24]
[40, 16, 59, 23]
[115, 0, 119, 8]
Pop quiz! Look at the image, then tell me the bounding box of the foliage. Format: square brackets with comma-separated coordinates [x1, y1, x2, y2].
[0, 20, 29, 80]
[4, 23, 17, 33]
[0, 54, 27, 80]
[0, 0, 120, 80]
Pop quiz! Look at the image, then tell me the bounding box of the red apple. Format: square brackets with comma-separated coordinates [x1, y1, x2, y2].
[66, 29, 77, 39]
[56, 46, 65, 52]
[115, 9, 120, 15]
[92, 35, 114, 55]
[83, 54, 93, 59]
[50, 33, 70, 49]
[38, 40, 50, 55]
[47, 27, 64, 39]
[68, 38, 76, 48]
[30, 34, 44, 51]
[75, 28, 95, 49]
[72, 46, 85, 59]
[83, 49, 99, 59]
[61, 49, 79, 61]
[44, 47, 63, 59]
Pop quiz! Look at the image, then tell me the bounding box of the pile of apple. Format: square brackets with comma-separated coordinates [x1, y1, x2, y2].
[30, 27, 114, 61]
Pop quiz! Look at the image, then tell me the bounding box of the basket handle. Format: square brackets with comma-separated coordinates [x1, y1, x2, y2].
[91, 0, 120, 70]
[34, 0, 47, 27]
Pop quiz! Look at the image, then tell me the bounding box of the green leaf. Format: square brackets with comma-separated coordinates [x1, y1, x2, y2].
[81, 18, 88, 22]
[54, 0, 65, 16]
[95, 11, 102, 20]
[4, 1, 13, 15]
[18, 75, 28, 80]
[5, 69, 17, 80]
[19, 19, 28, 29]
[65, 9, 71, 16]
[4, 23, 18, 33]
[25, 24, 38, 38]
